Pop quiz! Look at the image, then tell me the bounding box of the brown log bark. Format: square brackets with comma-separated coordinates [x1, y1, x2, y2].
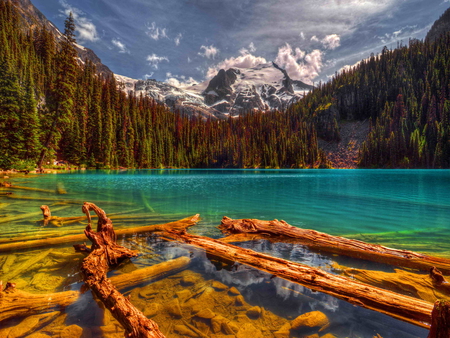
[79, 202, 165, 338]
[0, 214, 199, 253]
[0, 282, 78, 323]
[428, 300, 450, 338]
[165, 230, 434, 328]
[220, 217, 450, 274]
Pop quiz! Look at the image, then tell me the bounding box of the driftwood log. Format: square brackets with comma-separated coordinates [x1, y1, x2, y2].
[428, 300, 450, 338]
[165, 230, 434, 328]
[0, 214, 199, 253]
[0, 281, 78, 322]
[220, 217, 450, 274]
[78, 202, 165, 338]
[0, 257, 190, 324]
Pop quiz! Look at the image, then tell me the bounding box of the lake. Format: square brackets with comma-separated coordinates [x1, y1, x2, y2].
[1, 169, 448, 337]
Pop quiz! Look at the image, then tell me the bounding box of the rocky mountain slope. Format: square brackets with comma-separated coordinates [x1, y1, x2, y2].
[8, 0, 112, 77]
[426, 6, 450, 42]
[115, 62, 313, 119]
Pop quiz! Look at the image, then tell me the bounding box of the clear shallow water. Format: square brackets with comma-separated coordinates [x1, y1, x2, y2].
[1, 169, 447, 337]
[11, 169, 450, 247]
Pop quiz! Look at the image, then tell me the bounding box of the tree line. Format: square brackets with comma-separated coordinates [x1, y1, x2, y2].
[0, 1, 328, 170]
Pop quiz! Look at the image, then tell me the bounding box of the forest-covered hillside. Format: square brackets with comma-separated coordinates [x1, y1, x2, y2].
[291, 35, 450, 168]
[0, 0, 328, 170]
[1, 0, 450, 169]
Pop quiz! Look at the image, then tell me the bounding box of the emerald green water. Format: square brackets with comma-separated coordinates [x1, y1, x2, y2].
[7, 169, 450, 253]
[1, 169, 449, 338]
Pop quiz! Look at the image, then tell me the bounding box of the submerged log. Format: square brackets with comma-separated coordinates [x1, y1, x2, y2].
[165, 230, 434, 328]
[0, 282, 78, 323]
[79, 202, 165, 338]
[110, 256, 191, 290]
[340, 266, 450, 303]
[428, 300, 450, 338]
[0, 214, 199, 253]
[220, 217, 450, 274]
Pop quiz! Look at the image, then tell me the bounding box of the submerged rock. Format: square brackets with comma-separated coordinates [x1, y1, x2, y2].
[165, 298, 183, 318]
[60, 324, 84, 338]
[212, 280, 228, 291]
[291, 311, 329, 330]
[236, 322, 263, 338]
[195, 308, 216, 319]
[174, 324, 197, 337]
[228, 286, 240, 295]
[246, 306, 262, 319]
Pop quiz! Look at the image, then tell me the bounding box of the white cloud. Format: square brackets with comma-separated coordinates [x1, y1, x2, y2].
[59, 0, 98, 42]
[300, 32, 305, 40]
[146, 54, 169, 69]
[337, 60, 362, 75]
[146, 22, 168, 41]
[198, 45, 219, 59]
[206, 53, 267, 78]
[239, 42, 257, 55]
[274, 43, 323, 84]
[188, 57, 192, 63]
[321, 34, 341, 50]
[111, 38, 129, 54]
[310, 35, 319, 43]
[166, 75, 199, 88]
[174, 33, 182, 46]
[144, 73, 154, 80]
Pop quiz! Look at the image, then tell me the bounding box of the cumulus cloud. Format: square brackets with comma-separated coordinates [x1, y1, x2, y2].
[59, 0, 98, 42]
[144, 73, 154, 80]
[174, 33, 182, 46]
[146, 54, 169, 69]
[146, 22, 168, 40]
[300, 32, 305, 40]
[166, 74, 199, 88]
[274, 43, 323, 84]
[206, 53, 268, 78]
[198, 45, 219, 59]
[321, 34, 340, 49]
[310, 35, 319, 43]
[111, 38, 129, 54]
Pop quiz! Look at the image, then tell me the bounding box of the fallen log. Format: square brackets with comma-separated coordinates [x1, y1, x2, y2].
[0, 282, 78, 323]
[340, 266, 450, 303]
[220, 217, 450, 274]
[428, 300, 450, 338]
[0, 214, 199, 253]
[0, 206, 70, 225]
[79, 202, 165, 338]
[165, 230, 434, 328]
[109, 256, 191, 290]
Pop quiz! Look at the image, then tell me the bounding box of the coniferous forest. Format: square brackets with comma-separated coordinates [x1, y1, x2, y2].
[1, 0, 450, 169]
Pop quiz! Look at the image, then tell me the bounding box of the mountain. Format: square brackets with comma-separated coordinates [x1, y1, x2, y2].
[426, 6, 450, 42]
[115, 62, 313, 119]
[7, 0, 112, 77]
[188, 62, 313, 116]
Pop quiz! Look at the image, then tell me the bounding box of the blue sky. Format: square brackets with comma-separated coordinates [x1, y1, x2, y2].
[32, 0, 450, 86]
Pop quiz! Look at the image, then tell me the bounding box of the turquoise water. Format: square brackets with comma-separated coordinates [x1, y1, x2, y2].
[13, 169, 450, 243]
[1, 169, 447, 337]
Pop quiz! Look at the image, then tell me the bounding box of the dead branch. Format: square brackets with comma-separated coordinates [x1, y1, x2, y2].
[79, 202, 165, 338]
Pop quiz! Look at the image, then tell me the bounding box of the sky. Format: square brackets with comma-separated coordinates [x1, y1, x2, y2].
[31, 0, 450, 86]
